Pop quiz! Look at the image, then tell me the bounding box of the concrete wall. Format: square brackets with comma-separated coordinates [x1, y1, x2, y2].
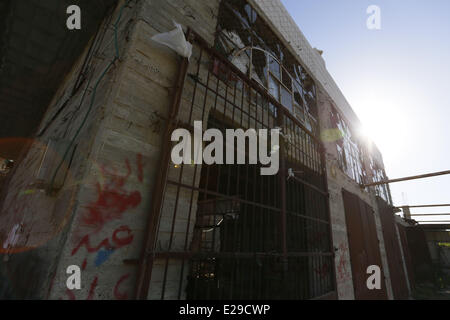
[48, 0, 220, 300]
[0, 0, 143, 299]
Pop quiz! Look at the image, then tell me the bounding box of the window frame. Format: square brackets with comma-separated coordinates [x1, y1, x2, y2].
[230, 46, 317, 131]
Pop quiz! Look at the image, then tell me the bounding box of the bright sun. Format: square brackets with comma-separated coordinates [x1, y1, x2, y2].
[348, 82, 413, 165]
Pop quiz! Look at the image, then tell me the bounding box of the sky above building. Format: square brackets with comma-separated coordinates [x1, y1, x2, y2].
[281, 0, 450, 222]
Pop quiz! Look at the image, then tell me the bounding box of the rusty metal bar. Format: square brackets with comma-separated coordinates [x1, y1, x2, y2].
[402, 204, 450, 209]
[277, 108, 288, 272]
[134, 29, 192, 300]
[167, 180, 282, 212]
[410, 213, 450, 216]
[362, 170, 450, 188]
[287, 174, 329, 196]
[418, 221, 450, 223]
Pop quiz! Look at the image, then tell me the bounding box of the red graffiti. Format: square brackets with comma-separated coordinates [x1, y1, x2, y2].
[337, 257, 348, 279]
[112, 225, 134, 247]
[81, 156, 143, 233]
[87, 276, 99, 300]
[82, 258, 87, 270]
[114, 274, 131, 300]
[71, 226, 134, 256]
[63, 156, 144, 300]
[65, 289, 76, 300]
[62, 274, 130, 301]
[336, 242, 351, 282]
[72, 236, 111, 256]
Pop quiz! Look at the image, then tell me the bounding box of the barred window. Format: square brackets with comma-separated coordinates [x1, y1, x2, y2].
[333, 110, 366, 185]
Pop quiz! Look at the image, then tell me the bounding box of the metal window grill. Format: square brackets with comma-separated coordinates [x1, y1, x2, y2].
[143, 0, 336, 300]
[215, 0, 319, 135]
[144, 31, 336, 299]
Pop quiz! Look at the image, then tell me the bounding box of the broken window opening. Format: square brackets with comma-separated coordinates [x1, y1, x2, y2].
[333, 109, 367, 185]
[370, 157, 392, 204]
[216, 0, 318, 136]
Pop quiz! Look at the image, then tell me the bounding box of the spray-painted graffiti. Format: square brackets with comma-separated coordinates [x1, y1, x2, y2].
[72, 225, 134, 267]
[336, 242, 351, 283]
[62, 154, 144, 300]
[87, 276, 99, 300]
[114, 273, 131, 300]
[82, 157, 143, 233]
[0, 139, 78, 255]
[62, 273, 131, 301]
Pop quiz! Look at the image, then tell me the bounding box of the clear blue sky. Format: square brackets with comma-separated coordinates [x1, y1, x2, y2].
[281, 0, 450, 222]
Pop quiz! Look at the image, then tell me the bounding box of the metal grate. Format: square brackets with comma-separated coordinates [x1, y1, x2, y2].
[145, 30, 336, 299]
[145, 0, 337, 299]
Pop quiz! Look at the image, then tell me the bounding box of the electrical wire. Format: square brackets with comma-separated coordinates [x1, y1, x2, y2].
[48, 1, 131, 193]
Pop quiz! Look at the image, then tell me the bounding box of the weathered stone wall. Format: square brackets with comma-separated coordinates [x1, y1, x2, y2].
[48, 0, 220, 300]
[0, 1, 137, 298]
[0, 0, 142, 299]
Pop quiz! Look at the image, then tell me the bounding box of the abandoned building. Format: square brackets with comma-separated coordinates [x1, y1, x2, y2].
[0, 0, 439, 300]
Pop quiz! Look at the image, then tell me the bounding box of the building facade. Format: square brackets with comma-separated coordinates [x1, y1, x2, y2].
[0, 0, 410, 300]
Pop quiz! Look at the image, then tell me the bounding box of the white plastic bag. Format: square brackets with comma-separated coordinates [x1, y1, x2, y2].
[151, 22, 192, 59]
